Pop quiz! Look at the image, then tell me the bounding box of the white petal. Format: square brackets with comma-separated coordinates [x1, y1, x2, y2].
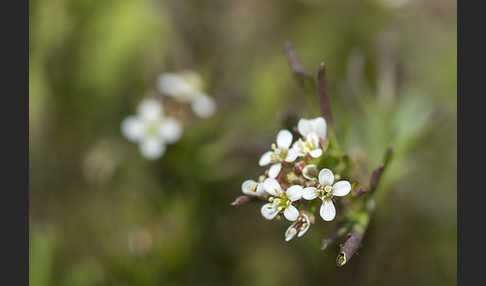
[290, 141, 302, 152]
[297, 214, 311, 237]
[297, 119, 313, 137]
[268, 163, 282, 179]
[181, 71, 204, 91]
[261, 203, 279, 220]
[156, 73, 193, 99]
[139, 139, 166, 160]
[320, 199, 336, 221]
[318, 168, 334, 186]
[286, 185, 303, 201]
[284, 205, 299, 221]
[191, 94, 216, 118]
[311, 117, 327, 139]
[285, 225, 298, 242]
[262, 178, 281, 196]
[138, 98, 162, 120]
[276, 129, 293, 149]
[285, 148, 299, 162]
[255, 183, 265, 196]
[160, 117, 182, 143]
[333, 180, 352, 197]
[306, 133, 320, 146]
[121, 116, 143, 142]
[309, 148, 323, 158]
[259, 151, 273, 166]
[241, 180, 258, 195]
[302, 187, 318, 200]
[302, 164, 318, 180]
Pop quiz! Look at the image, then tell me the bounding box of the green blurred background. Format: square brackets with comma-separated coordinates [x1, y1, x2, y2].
[29, 0, 456, 285]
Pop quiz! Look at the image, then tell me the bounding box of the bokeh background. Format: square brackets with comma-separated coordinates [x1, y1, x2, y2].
[29, 0, 457, 285]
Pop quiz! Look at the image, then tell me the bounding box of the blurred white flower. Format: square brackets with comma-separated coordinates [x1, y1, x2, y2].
[259, 130, 299, 178]
[291, 117, 327, 159]
[285, 213, 311, 242]
[260, 178, 303, 221]
[157, 71, 216, 118]
[241, 178, 265, 197]
[302, 168, 351, 221]
[121, 98, 182, 160]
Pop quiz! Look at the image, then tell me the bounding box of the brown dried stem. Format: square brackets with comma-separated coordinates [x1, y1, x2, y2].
[336, 211, 370, 267]
[321, 225, 350, 250]
[284, 42, 313, 81]
[352, 147, 394, 197]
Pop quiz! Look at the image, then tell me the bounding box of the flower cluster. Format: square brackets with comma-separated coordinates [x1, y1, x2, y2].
[240, 117, 352, 242]
[122, 71, 216, 159]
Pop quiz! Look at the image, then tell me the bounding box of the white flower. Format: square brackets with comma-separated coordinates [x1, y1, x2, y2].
[291, 133, 323, 159]
[121, 98, 182, 160]
[297, 117, 327, 140]
[241, 179, 265, 197]
[259, 130, 299, 178]
[291, 117, 327, 159]
[302, 168, 351, 221]
[157, 71, 216, 118]
[284, 213, 311, 242]
[260, 178, 303, 221]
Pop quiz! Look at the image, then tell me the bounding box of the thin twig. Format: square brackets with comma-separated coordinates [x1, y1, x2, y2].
[316, 62, 333, 124]
[337, 232, 363, 267]
[336, 211, 370, 267]
[352, 147, 394, 197]
[284, 43, 333, 124]
[284, 42, 313, 81]
[321, 225, 349, 250]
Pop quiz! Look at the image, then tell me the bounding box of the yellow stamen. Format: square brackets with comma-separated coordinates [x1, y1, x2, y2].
[271, 143, 277, 151]
[324, 185, 333, 193]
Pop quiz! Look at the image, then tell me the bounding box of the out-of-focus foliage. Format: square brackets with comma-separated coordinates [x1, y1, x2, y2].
[30, 0, 456, 285]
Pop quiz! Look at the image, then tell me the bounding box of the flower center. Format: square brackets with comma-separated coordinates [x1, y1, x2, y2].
[270, 143, 288, 161]
[296, 138, 318, 154]
[268, 192, 291, 211]
[145, 120, 160, 137]
[317, 184, 334, 199]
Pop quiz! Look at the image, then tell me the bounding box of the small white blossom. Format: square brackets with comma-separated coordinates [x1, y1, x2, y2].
[260, 178, 303, 221]
[291, 133, 323, 158]
[302, 168, 351, 221]
[291, 117, 327, 159]
[121, 98, 182, 160]
[157, 71, 216, 118]
[241, 178, 265, 197]
[259, 130, 299, 178]
[297, 117, 327, 140]
[285, 213, 311, 242]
